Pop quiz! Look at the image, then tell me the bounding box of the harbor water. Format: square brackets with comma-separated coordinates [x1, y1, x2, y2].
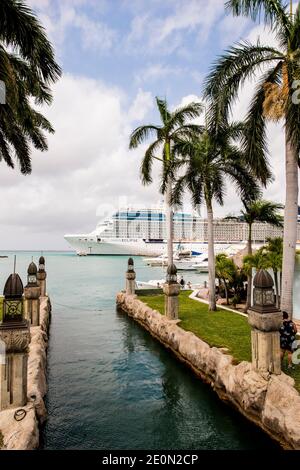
[0, 252, 294, 449]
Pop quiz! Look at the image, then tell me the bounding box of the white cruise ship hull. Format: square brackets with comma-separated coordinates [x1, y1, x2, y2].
[64, 236, 166, 256]
[64, 235, 243, 257]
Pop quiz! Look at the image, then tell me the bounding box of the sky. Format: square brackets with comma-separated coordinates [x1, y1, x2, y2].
[0, 0, 295, 250]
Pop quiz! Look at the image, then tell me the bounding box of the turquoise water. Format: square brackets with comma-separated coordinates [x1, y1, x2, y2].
[0, 252, 280, 449]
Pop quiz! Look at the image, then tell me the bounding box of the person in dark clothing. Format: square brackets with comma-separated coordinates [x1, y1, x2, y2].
[180, 276, 185, 289]
[280, 311, 298, 369]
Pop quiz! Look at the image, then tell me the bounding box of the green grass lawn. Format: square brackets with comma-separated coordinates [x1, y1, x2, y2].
[139, 291, 300, 392]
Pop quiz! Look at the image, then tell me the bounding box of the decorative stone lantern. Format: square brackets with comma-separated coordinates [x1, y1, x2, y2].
[163, 264, 180, 320]
[2, 273, 24, 323]
[0, 271, 30, 410]
[126, 258, 136, 295]
[248, 269, 282, 375]
[24, 261, 41, 326]
[37, 255, 47, 297]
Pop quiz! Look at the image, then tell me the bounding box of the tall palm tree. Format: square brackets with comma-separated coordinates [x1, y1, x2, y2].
[0, 0, 61, 173]
[204, 0, 300, 318]
[171, 125, 260, 310]
[241, 199, 283, 311]
[129, 97, 203, 265]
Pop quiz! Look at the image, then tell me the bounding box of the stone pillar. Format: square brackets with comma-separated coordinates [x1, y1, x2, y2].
[24, 262, 41, 326]
[248, 269, 282, 375]
[37, 256, 47, 297]
[0, 272, 30, 411]
[163, 264, 180, 320]
[126, 258, 136, 295]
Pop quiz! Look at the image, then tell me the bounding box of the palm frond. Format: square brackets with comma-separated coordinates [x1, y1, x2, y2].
[140, 139, 161, 185]
[0, 0, 61, 82]
[225, 0, 292, 37]
[169, 102, 203, 130]
[204, 41, 283, 128]
[129, 125, 161, 149]
[155, 97, 171, 126]
[242, 63, 283, 185]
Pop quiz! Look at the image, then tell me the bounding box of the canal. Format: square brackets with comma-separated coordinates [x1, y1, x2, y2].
[0, 252, 285, 449]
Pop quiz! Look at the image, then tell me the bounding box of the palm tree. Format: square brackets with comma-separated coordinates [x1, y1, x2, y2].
[129, 97, 203, 265]
[204, 0, 300, 318]
[241, 200, 283, 311]
[0, 0, 61, 173]
[263, 237, 283, 308]
[216, 253, 235, 304]
[171, 125, 260, 310]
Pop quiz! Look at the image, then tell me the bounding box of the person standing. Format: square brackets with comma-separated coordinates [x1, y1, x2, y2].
[280, 311, 298, 369]
[180, 276, 185, 289]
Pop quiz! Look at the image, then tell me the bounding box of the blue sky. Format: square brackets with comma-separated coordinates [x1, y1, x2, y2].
[31, 0, 252, 107]
[0, 1, 290, 249]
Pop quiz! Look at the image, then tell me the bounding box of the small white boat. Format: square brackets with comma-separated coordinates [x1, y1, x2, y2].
[191, 253, 209, 272]
[77, 251, 88, 256]
[143, 253, 181, 267]
[136, 279, 166, 289]
[143, 254, 168, 267]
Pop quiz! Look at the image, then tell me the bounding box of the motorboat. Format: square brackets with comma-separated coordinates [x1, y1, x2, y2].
[136, 279, 166, 289]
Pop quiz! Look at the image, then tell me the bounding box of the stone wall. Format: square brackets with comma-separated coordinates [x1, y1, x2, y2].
[116, 292, 300, 450]
[0, 296, 51, 450]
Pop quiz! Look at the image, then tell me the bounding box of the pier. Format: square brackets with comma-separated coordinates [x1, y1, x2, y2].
[0, 258, 50, 450]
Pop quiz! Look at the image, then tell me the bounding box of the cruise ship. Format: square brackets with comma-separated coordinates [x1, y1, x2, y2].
[64, 208, 295, 256]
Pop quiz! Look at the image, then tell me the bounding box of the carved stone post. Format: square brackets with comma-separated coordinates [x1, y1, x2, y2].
[24, 262, 41, 326]
[163, 264, 180, 320]
[37, 256, 47, 297]
[126, 258, 136, 295]
[0, 273, 30, 410]
[248, 269, 282, 375]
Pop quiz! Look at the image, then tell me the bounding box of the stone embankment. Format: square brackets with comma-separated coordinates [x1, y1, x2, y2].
[0, 297, 51, 450]
[116, 292, 300, 450]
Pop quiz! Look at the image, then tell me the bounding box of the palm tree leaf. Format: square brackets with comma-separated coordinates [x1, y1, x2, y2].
[169, 102, 203, 130]
[225, 0, 291, 37]
[0, 0, 61, 82]
[242, 62, 283, 185]
[204, 41, 283, 128]
[129, 125, 161, 149]
[140, 139, 161, 185]
[155, 97, 171, 126]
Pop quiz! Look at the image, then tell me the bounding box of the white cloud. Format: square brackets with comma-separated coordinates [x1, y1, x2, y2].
[127, 89, 153, 122]
[135, 63, 184, 84]
[218, 14, 250, 47]
[126, 0, 225, 56]
[0, 76, 157, 249]
[27, 0, 117, 54]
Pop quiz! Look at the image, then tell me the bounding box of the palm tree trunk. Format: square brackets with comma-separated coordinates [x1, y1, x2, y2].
[206, 198, 216, 311]
[281, 130, 298, 319]
[223, 279, 229, 305]
[273, 269, 279, 309]
[245, 222, 252, 313]
[166, 179, 174, 266]
[280, 270, 282, 305]
[165, 140, 173, 267]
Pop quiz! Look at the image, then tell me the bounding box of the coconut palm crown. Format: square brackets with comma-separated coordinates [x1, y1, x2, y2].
[0, 0, 61, 174]
[203, 0, 300, 316]
[129, 97, 203, 265]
